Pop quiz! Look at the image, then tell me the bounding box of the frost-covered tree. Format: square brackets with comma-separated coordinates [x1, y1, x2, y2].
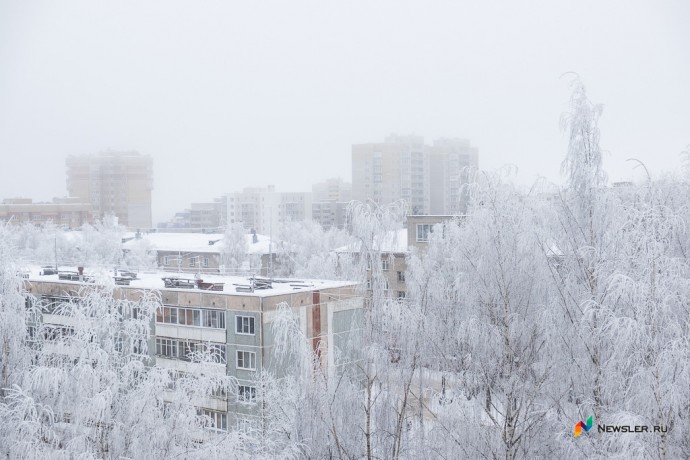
[401, 171, 560, 459]
[0, 225, 32, 393]
[220, 223, 249, 274]
[275, 220, 349, 279]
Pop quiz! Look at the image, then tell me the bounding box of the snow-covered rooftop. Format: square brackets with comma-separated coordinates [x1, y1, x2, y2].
[334, 229, 408, 254]
[122, 232, 274, 255]
[24, 266, 355, 297]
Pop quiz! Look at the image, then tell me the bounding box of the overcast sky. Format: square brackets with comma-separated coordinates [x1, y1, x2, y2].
[1, 0, 688, 223]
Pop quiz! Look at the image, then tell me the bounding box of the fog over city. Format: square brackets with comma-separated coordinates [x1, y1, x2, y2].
[1, 1, 688, 222]
[2, 2, 690, 459]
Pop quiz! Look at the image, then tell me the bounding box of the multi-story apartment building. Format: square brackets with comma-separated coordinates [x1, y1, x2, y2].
[158, 198, 228, 231]
[66, 151, 153, 229]
[278, 192, 313, 224]
[122, 231, 276, 276]
[312, 201, 349, 230]
[312, 178, 352, 229]
[352, 135, 429, 214]
[312, 178, 352, 203]
[429, 138, 479, 215]
[225, 186, 312, 235]
[335, 215, 458, 299]
[352, 135, 478, 214]
[24, 267, 362, 430]
[0, 197, 92, 228]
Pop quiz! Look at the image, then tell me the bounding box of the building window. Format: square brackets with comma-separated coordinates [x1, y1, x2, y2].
[156, 338, 178, 358]
[202, 257, 209, 268]
[397, 271, 405, 282]
[416, 224, 432, 242]
[202, 409, 228, 431]
[189, 256, 197, 267]
[163, 255, 170, 266]
[397, 291, 406, 299]
[382, 259, 390, 271]
[238, 385, 256, 403]
[114, 335, 123, 353]
[202, 309, 225, 329]
[236, 315, 255, 335]
[236, 418, 252, 433]
[156, 306, 224, 329]
[205, 343, 227, 363]
[236, 350, 256, 370]
[156, 338, 225, 363]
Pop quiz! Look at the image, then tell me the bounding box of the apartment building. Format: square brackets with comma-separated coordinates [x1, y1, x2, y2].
[429, 138, 478, 214]
[121, 231, 275, 275]
[0, 197, 92, 228]
[158, 198, 227, 231]
[352, 135, 429, 214]
[352, 135, 478, 215]
[335, 228, 409, 300]
[24, 267, 362, 431]
[312, 178, 351, 229]
[312, 178, 352, 203]
[334, 215, 458, 299]
[66, 151, 153, 229]
[225, 186, 312, 235]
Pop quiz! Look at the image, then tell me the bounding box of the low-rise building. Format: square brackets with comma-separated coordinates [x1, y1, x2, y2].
[0, 197, 93, 228]
[122, 231, 276, 276]
[24, 267, 362, 430]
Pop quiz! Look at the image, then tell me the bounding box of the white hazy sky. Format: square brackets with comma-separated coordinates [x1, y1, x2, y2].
[1, 0, 688, 223]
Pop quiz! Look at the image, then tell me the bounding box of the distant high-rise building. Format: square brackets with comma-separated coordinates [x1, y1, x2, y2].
[66, 151, 153, 229]
[352, 135, 478, 214]
[225, 186, 312, 234]
[312, 177, 352, 202]
[312, 178, 351, 229]
[429, 138, 479, 214]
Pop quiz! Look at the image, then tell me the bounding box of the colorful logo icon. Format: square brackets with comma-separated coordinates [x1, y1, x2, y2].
[574, 416, 593, 438]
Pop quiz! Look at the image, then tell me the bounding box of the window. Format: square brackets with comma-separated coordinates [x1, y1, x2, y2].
[202, 310, 225, 329]
[202, 409, 227, 431]
[236, 350, 256, 370]
[156, 338, 178, 358]
[236, 418, 251, 433]
[238, 385, 256, 403]
[382, 259, 390, 271]
[416, 224, 432, 242]
[189, 256, 197, 267]
[114, 335, 123, 353]
[178, 307, 195, 326]
[397, 291, 406, 299]
[202, 257, 209, 268]
[236, 315, 255, 335]
[163, 255, 170, 266]
[133, 338, 146, 355]
[157, 307, 223, 329]
[158, 338, 225, 363]
[211, 385, 227, 398]
[206, 343, 227, 363]
[397, 271, 405, 282]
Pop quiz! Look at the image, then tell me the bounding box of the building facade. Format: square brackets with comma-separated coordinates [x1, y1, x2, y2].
[0, 197, 92, 228]
[311, 178, 351, 229]
[24, 268, 362, 431]
[66, 151, 153, 229]
[225, 186, 312, 235]
[352, 135, 478, 215]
